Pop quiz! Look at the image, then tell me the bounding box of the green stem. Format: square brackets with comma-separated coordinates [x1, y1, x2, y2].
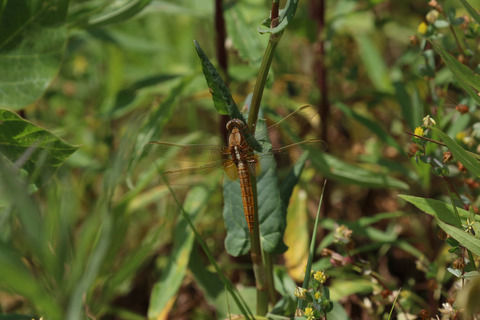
[248, 25, 284, 320]
[248, 3, 285, 316]
[247, 31, 284, 134]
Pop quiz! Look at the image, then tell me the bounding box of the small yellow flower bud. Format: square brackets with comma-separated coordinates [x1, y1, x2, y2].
[418, 22, 428, 34]
[456, 131, 466, 141]
[314, 271, 327, 284]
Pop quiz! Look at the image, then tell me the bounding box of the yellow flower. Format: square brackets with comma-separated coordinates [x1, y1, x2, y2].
[305, 307, 315, 319]
[418, 22, 428, 34]
[414, 127, 424, 137]
[314, 271, 327, 284]
[456, 131, 466, 141]
[314, 291, 322, 300]
[305, 307, 314, 316]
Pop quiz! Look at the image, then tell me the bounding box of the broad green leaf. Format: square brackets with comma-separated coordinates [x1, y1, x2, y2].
[436, 218, 480, 256]
[0, 0, 68, 109]
[459, 0, 480, 25]
[258, 0, 299, 34]
[310, 150, 409, 190]
[0, 109, 78, 186]
[430, 41, 480, 105]
[148, 186, 209, 320]
[430, 127, 480, 178]
[224, 3, 264, 66]
[85, 0, 152, 28]
[335, 102, 405, 155]
[194, 40, 243, 119]
[399, 195, 477, 227]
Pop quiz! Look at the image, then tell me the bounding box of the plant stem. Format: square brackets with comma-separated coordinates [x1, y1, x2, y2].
[248, 3, 284, 316]
[247, 22, 283, 134]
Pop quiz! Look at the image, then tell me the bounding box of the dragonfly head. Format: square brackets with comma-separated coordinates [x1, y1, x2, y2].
[226, 118, 245, 131]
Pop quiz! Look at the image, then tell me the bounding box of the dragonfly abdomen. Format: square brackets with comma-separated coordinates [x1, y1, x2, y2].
[237, 160, 255, 233]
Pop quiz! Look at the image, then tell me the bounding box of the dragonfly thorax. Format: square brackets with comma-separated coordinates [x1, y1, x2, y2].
[226, 119, 246, 147]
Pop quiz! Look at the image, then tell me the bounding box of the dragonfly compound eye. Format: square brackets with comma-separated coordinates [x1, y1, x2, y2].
[226, 118, 245, 131]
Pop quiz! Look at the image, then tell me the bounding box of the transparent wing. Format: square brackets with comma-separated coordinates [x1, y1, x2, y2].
[145, 141, 231, 186]
[146, 141, 228, 164]
[255, 139, 326, 176]
[246, 105, 323, 153]
[160, 160, 234, 186]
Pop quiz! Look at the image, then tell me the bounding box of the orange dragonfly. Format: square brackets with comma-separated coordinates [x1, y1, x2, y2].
[146, 105, 324, 233]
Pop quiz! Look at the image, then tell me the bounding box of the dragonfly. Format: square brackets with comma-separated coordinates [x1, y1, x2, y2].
[146, 105, 324, 233]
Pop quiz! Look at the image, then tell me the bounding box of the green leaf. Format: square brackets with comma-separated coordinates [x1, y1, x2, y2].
[0, 0, 68, 109]
[430, 41, 480, 105]
[335, 102, 405, 155]
[436, 218, 480, 256]
[0, 109, 78, 186]
[258, 0, 299, 34]
[148, 186, 210, 319]
[194, 40, 243, 119]
[430, 127, 480, 178]
[459, 0, 480, 25]
[400, 195, 464, 225]
[224, 2, 264, 66]
[310, 150, 409, 190]
[84, 0, 152, 28]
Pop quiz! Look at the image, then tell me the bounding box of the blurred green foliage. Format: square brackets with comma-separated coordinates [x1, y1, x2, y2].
[2, 0, 480, 319]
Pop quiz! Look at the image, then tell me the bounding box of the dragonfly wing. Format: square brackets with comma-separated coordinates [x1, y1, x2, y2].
[161, 161, 229, 186]
[246, 105, 323, 153]
[146, 141, 227, 164]
[253, 139, 325, 177]
[145, 141, 232, 186]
